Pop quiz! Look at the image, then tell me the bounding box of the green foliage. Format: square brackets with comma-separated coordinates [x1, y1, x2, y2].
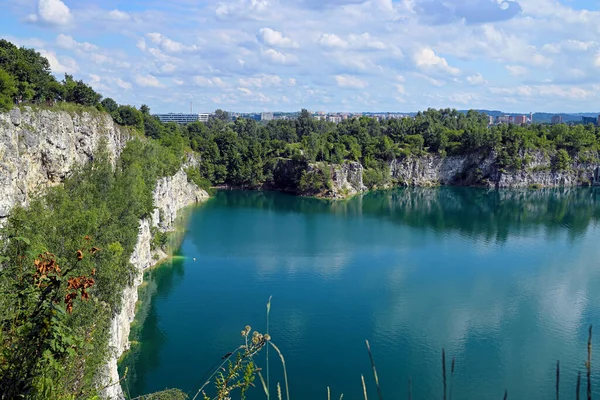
[62, 74, 102, 106]
[185, 167, 215, 195]
[363, 161, 390, 189]
[101, 97, 119, 113]
[0, 39, 103, 109]
[0, 67, 17, 111]
[0, 137, 184, 399]
[298, 167, 331, 194]
[197, 325, 269, 400]
[112, 105, 144, 131]
[552, 149, 572, 171]
[135, 389, 189, 399]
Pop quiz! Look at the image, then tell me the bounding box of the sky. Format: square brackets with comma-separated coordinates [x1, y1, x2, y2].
[2, 0, 600, 113]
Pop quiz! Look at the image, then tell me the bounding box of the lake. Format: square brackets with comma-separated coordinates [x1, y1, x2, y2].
[121, 187, 600, 399]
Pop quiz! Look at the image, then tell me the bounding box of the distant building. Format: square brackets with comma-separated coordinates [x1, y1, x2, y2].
[497, 115, 510, 124]
[327, 115, 342, 123]
[261, 112, 274, 121]
[154, 113, 207, 124]
[514, 115, 527, 125]
[582, 116, 597, 125]
[488, 115, 494, 126]
[551, 115, 563, 125]
[598, 115, 600, 126]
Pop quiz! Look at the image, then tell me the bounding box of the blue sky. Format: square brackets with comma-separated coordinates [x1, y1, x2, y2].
[2, 0, 600, 113]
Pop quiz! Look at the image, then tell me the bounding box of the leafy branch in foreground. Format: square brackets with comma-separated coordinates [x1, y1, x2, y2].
[191, 325, 270, 400]
[0, 236, 100, 399]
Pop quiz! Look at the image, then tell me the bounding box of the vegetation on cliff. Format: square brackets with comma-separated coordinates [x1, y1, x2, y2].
[0, 138, 185, 398]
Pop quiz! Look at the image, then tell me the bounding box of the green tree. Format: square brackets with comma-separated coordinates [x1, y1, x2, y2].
[101, 97, 119, 113]
[0, 68, 16, 111]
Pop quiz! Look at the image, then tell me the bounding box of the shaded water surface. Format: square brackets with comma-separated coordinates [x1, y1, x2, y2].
[122, 187, 600, 399]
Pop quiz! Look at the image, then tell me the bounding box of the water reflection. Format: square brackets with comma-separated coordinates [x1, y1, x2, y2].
[126, 188, 600, 399]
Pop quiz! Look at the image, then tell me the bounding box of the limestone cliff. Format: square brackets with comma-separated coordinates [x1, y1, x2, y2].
[0, 107, 208, 399]
[388, 151, 599, 188]
[327, 161, 367, 198]
[102, 169, 209, 399]
[0, 107, 130, 226]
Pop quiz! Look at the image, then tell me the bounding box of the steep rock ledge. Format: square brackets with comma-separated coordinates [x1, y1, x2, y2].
[327, 161, 367, 198]
[389, 151, 599, 188]
[0, 107, 129, 226]
[101, 169, 209, 400]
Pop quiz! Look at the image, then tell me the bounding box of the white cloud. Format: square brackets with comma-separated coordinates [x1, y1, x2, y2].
[136, 39, 147, 51]
[239, 74, 283, 88]
[413, 72, 445, 87]
[6, 0, 599, 112]
[466, 73, 487, 85]
[115, 78, 132, 90]
[317, 34, 348, 49]
[413, 47, 460, 76]
[107, 9, 131, 21]
[316, 32, 386, 51]
[449, 92, 478, 105]
[39, 50, 78, 74]
[505, 65, 528, 76]
[147, 33, 199, 53]
[160, 63, 177, 73]
[335, 75, 368, 89]
[542, 40, 596, 54]
[134, 74, 163, 88]
[261, 49, 296, 65]
[347, 33, 386, 50]
[27, 0, 71, 26]
[56, 34, 98, 52]
[489, 84, 594, 100]
[193, 76, 227, 87]
[258, 28, 298, 48]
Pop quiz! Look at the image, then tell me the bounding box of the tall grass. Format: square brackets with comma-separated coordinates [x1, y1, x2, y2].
[187, 308, 593, 400]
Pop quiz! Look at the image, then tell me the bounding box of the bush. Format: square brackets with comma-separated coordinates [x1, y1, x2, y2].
[298, 168, 331, 194]
[185, 167, 215, 195]
[552, 149, 572, 171]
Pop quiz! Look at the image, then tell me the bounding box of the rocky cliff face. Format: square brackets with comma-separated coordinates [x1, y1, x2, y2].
[389, 151, 599, 188]
[0, 107, 130, 226]
[101, 170, 209, 399]
[328, 161, 367, 198]
[389, 153, 496, 187]
[0, 108, 208, 399]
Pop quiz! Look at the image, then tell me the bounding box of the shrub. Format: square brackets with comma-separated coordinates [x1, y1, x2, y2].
[552, 149, 572, 171]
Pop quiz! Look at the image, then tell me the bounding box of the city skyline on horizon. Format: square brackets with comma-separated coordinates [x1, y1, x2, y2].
[2, 0, 600, 114]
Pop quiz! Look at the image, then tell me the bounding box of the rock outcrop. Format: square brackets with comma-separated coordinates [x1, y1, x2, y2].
[0, 107, 129, 226]
[389, 153, 496, 187]
[328, 161, 367, 198]
[101, 169, 209, 400]
[389, 151, 599, 188]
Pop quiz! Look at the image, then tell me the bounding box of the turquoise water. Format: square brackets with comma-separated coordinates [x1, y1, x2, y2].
[123, 188, 600, 399]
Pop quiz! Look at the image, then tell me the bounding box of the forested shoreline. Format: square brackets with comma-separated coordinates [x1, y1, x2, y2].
[3, 38, 600, 194]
